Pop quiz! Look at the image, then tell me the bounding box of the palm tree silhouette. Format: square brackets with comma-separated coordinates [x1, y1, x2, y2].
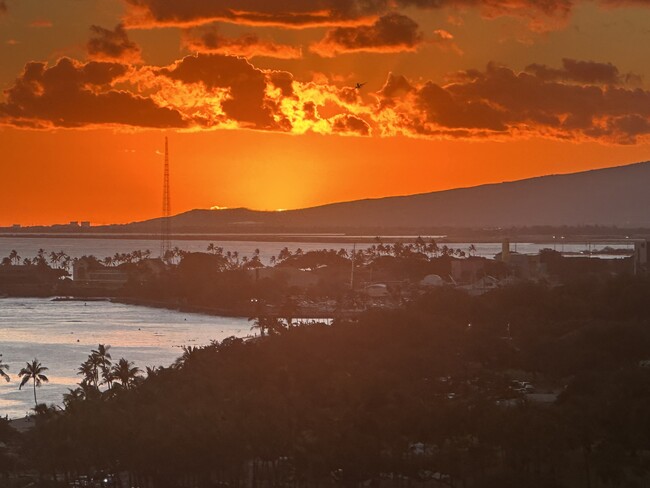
[0, 354, 10, 382]
[8, 249, 20, 265]
[92, 344, 113, 388]
[18, 359, 49, 406]
[112, 358, 142, 390]
[78, 358, 100, 389]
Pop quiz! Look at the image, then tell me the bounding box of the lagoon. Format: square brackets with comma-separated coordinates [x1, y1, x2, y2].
[0, 298, 250, 419]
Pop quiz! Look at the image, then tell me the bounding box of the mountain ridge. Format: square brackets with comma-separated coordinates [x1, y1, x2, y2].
[22, 160, 650, 232]
[110, 160, 650, 231]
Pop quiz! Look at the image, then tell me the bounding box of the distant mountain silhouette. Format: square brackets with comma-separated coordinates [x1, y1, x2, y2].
[111, 161, 650, 232]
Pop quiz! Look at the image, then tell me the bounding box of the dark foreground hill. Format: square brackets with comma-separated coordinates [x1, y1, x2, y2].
[9, 277, 650, 487]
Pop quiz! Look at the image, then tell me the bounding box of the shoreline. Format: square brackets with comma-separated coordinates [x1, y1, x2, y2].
[0, 232, 639, 245]
[110, 297, 356, 320]
[110, 297, 252, 318]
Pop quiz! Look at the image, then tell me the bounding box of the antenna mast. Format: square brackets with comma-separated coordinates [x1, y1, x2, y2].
[350, 243, 356, 289]
[160, 137, 171, 259]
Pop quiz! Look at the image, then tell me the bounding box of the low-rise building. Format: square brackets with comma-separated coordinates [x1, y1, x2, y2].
[73, 258, 129, 288]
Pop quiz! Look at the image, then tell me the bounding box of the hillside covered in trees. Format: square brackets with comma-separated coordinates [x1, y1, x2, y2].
[3, 275, 650, 487]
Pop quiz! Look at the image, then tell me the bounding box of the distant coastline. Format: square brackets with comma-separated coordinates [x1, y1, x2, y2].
[0, 230, 643, 244]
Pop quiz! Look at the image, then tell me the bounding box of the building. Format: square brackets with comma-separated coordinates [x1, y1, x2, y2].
[248, 267, 320, 288]
[451, 258, 486, 284]
[73, 258, 129, 288]
[0, 264, 66, 295]
[495, 239, 547, 281]
[420, 274, 445, 288]
[365, 283, 390, 298]
[634, 240, 648, 275]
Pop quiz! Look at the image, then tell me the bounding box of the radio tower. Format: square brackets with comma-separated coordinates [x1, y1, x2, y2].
[160, 136, 171, 259]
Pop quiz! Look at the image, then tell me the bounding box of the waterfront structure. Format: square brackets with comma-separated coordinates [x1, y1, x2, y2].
[451, 258, 486, 284]
[634, 240, 648, 275]
[73, 258, 129, 288]
[495, 239, 547, 280]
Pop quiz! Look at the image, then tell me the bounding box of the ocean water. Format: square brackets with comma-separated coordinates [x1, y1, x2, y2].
[0, 298, 250, 419]
[0, 237, 366, 263]
[0, 236, 634, 264]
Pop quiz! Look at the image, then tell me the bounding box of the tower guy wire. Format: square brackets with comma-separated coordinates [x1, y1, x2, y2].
[160, 136, 171, 259]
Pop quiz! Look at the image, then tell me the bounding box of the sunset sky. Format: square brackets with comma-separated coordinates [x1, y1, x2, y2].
[1, 0, 650, 226]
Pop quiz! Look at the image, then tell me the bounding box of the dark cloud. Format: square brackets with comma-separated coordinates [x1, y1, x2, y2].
[311, 13, 423, 56]
[122, 0, 576, 33]
[0, 58, 187, 129]
[418, 81, 507, 131]
[3, 53, 649, 145]
[158, 54, 279, 129]
[379, 72, 415, 98]
[331, 114, 371, 135]
[268, 70, 295, 97]
[525, 58, 626, 85]
[182, 27, 302, 59]
[0, 1, 6, 15]
[379, 61, 650, 143]
[398, 0, 573, 31]
[302, 102, 319, 121]
[124, 0, 391, 28]
[122, 0, 650, 35]
[398, 0, 572, 16]
[88, 24, 143, 63]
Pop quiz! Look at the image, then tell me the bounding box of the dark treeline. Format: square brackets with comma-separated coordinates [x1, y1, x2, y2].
[95, 241, 490, 311]
[3, 275, 650, 487]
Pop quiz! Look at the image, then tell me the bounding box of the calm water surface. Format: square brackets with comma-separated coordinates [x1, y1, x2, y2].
[0, 298, 250, 419]
[0, 236, 634, 262]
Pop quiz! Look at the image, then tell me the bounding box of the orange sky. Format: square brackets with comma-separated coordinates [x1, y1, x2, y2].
[1, 0, 650, 225]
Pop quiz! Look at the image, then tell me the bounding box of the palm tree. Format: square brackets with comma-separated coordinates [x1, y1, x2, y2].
[173, 346, 200, 368]
[145, 366, 160, 378]
[78, 355, 101, 389]
[34, 248, 47, 266]
[249, 316, 285, 337]
[92, 344, 113, 389]
[8, 249, 20, 265]
[0, 354, 9, 382]
[61, 255, 72, 271]
[112, 358, 142, 389]
[62, 387, 86, 408]
[49, 251, 61, 268]
[18, 359, 49, 406]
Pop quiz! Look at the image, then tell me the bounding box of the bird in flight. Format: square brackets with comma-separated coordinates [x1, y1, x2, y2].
[354, 82, 367, 90]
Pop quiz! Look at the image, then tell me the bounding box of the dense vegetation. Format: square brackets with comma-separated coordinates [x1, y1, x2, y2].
[3, 274, 650, 487]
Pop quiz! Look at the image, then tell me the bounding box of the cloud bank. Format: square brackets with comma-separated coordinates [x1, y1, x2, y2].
[87, 24, 143, 63]
[182, 27, 302, 59]
[1, 54, 649, 144]
[311, 13, 424, 57]
[121, 0, 649, 33]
